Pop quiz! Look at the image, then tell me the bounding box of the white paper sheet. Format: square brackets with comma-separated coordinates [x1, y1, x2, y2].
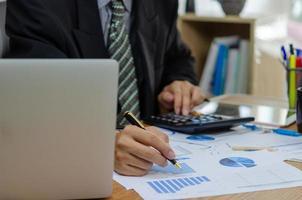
[134, 162, 302, 200]
[279, 143, 302, 162]
[113, 127, 302, 199]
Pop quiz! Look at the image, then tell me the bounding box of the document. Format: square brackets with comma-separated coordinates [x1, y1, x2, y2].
[160, 127, 249, 146]
[226, 131, 302, 149]
[224, 128, 302, 161]
[114, 127, 302, 199]
[278, 142, 302, 162]
[133, 162, 302, 200]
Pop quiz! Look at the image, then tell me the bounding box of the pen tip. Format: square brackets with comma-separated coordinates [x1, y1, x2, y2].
[175, 163, 182, 169]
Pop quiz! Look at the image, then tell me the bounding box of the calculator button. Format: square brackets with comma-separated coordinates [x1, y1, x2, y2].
[190, 120, 201, 125]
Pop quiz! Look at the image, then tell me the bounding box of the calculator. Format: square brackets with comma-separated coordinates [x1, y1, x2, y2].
[143, 113, 255, 134]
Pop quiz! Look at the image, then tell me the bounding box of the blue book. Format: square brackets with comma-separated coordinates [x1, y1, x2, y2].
[211, 44, 229, 95]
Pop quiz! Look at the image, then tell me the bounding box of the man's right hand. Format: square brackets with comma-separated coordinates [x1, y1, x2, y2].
[114, 125, 176, 176]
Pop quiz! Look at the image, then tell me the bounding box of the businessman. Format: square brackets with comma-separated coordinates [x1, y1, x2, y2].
[6, 0, 205, 176]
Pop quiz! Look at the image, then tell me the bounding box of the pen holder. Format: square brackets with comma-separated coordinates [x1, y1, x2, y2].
[283, 64, 302, 110]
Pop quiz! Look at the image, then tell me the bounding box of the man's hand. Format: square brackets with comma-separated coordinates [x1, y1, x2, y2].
[158, 80, 205, 115]
[114, 125, 175, 176]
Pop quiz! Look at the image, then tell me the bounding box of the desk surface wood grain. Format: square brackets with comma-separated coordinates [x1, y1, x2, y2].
[107, 124, 302, 200]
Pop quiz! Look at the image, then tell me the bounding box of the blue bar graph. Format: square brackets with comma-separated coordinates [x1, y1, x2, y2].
[172, 179, 183, 188]
[147, 176, 211, 194]
[184, 177, 195, 185]
[196, 176, 205, 183]
[147, 182, 162, 193]
[154, 181, 168, 193]
[178, 178, 189, 186]
[190, 177, 200, 184]
[160, 180, 175, 193]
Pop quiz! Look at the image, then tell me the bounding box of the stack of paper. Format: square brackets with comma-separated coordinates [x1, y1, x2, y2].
[114, 127, 302, 199]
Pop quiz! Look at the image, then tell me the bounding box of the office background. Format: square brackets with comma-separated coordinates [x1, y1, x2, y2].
[1, 0, 302, 99]
[1, 1, 302, 199]
[178, 0, 302, 99]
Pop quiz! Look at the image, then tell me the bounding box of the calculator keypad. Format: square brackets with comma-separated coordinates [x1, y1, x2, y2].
[149, 113, 224, 126]
[145, 113, 255, 134]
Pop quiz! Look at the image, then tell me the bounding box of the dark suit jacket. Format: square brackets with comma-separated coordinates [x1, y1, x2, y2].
[5, 0, 198, 118]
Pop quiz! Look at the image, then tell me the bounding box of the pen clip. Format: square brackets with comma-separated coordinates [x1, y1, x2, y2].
[124, 111, 145, 129]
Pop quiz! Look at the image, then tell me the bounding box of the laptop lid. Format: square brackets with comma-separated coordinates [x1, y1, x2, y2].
[0, 59, 118, 199]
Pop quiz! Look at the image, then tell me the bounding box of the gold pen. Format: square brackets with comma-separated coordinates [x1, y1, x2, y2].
[124, 111, 182, 169]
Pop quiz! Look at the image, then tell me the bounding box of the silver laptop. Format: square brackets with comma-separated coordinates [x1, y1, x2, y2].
[0, 59, 118, 199]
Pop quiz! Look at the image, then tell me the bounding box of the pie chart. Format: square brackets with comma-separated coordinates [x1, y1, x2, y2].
[219, 157, 257, 168]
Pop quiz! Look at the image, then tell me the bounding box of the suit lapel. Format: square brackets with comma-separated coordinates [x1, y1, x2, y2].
[130, 0, 158, 93]
[73, 0, 109, 58]
[140, 0, 157, 21]
[130, 0, 158, 116]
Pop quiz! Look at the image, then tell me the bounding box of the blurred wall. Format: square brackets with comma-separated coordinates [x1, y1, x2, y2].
[179, 0, 290, 17]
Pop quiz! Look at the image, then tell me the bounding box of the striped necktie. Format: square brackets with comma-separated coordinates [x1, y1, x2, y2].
[108, 0, 140, 126]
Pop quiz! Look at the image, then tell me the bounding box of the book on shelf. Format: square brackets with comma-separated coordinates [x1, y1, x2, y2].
[199, 36, 250, 96]
[225, 48, 240, 94]
[237, 40, 249, 93]
[212, 44, 228, 96]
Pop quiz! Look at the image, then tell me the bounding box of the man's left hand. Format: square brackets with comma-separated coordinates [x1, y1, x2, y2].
[158, 80, 205, 115]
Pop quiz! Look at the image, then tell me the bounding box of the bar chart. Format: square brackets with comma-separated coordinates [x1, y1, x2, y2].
[147, 176, 211, 194]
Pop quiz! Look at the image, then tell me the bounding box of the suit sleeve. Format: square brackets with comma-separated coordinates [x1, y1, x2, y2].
[161, 2, 198, 87]
[5, 0, 68, 58]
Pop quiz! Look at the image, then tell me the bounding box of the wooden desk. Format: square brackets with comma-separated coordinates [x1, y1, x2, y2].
[107, 124, 302, 200]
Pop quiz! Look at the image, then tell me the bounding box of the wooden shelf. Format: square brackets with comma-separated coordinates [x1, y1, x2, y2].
[178, 14, 256, 93]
